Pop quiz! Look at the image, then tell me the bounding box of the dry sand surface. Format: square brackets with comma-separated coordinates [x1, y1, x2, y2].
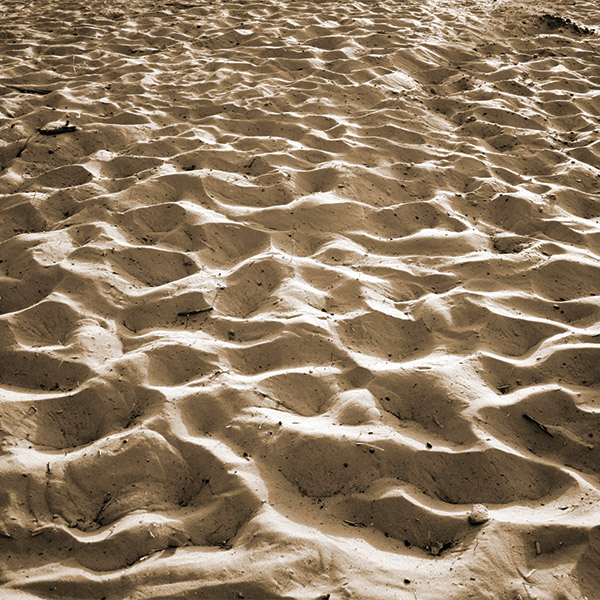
[0, 0, 599, 597]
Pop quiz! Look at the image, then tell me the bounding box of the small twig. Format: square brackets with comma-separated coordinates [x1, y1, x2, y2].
[356, 442, 384, 452]
[210, 523, 225, 537]
[31, 527, 48, 537]
[15, 136, 31, 158]
[522, 413, 554, 437]
[0, 137, 31, 171]
[5, 85, 52, 95]
[177, 307, 213, 317]
[122, 321, 137, 333]
[343, 520, 366, 528]
[94, 493, 114, 524]
[38, 120, 77, 136]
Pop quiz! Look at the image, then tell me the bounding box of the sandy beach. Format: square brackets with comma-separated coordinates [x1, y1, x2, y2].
[0, 0, 599, 597]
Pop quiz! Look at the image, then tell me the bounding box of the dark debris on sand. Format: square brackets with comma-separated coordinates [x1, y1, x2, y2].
[538, 13, 595, 35]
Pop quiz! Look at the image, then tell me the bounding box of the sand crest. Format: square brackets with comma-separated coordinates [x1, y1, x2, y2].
[1, 0, 599, 598]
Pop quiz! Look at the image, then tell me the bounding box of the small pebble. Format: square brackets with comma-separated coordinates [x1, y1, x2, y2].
[468, 504, 490, 525]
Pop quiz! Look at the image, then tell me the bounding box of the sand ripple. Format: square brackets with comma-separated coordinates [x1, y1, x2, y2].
[1, 0, 599, 598]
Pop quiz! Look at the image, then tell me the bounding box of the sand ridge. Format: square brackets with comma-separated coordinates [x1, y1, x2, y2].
[0, 0, 599, 598]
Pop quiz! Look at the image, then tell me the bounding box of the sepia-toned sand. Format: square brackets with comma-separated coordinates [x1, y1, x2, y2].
[1, 0, 599, 597]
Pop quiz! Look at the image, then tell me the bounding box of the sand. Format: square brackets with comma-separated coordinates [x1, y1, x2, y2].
[0, 0, 599, 598]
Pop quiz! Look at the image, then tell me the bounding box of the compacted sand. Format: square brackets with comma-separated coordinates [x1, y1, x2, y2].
[1, 0, 599, 598]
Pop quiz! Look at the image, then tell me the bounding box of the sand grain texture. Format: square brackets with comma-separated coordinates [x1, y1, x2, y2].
[0, 0, 599, 598]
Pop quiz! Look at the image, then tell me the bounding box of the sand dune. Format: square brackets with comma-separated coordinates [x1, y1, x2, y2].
[1, 0, 599, 598]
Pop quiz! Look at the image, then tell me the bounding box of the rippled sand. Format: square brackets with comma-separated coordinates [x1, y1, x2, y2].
[1, 0, 599, 598]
